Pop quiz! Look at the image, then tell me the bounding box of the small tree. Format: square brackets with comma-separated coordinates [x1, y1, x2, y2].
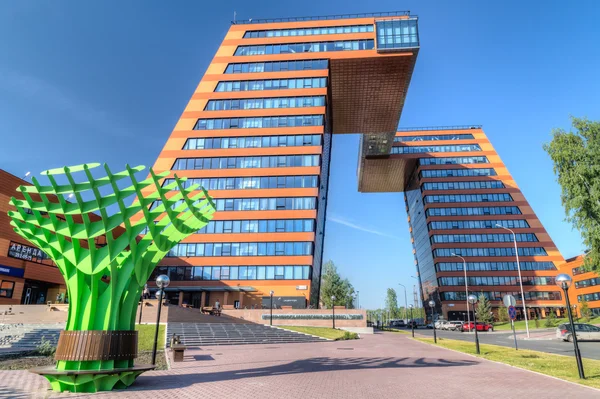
[545, 309, 557, 327]
[476, 293, 493, 324]
[580, 299, 592, 321]
[497, 305, 509, 323]
[320, 261, 355, 308]
[385, 288, 399, 319]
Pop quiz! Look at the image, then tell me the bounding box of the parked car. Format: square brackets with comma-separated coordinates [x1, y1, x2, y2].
[406, 320, 418, 328]
[434, 320, 445, 329]
[556, 323, 600, 342]
[461, 322, 494, 332]
[390, 320, 406, 328]
[445, 321, 464, 331]
[426, 323, 434, 329]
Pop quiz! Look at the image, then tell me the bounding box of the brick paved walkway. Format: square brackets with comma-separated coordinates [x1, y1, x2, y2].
[1, 332, 598, 398]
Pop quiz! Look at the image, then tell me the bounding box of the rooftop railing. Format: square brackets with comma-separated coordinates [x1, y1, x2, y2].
[232, 11, 414, 25]
[397, 125, 483, 132]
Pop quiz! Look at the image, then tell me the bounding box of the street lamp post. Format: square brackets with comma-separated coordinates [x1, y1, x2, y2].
[409, 304, 414, 337]
[468, 294, 480, 354]
[270, 290, 274, 326]
[138, 295, 144, 325]
[451, 253, 471, 332]
[556, 274, 585, 379]
[331, 295, 336, 329]
[398, 283, 408, 321]
[152, 274, 170, 365]
[496, 224, 530, 338]
[429, 299, 437, 344]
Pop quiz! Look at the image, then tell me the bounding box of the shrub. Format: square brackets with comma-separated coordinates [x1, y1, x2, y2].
[545, 310, 557, 327]
[338, 331, 358, 340]
[35, 337, 56, 357]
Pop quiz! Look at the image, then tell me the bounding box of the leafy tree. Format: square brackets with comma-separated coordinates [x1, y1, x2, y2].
[319, 260, 355, 308]
[544, 117, 600, 271]
[545, 309, 557, 327]
[385, 288, 399, 318]
[580, 299, 592, 321]
[497, 305, 509, 323]
[476, 293, 493, 324]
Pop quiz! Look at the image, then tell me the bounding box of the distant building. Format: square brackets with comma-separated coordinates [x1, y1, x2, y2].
[0, 169, 66, 305]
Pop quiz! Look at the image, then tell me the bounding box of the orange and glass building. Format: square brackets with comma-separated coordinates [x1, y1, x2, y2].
[145, 10, 582, 317]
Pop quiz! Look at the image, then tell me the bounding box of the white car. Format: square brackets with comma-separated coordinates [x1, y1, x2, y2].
[441, 321, 463, 331]
[434, 320, 445, 329]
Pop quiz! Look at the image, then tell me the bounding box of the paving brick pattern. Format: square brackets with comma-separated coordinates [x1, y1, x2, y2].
[1, 332, 597, 398]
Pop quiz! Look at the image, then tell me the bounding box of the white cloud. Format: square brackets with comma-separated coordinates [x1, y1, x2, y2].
[328, 214, 401, 240]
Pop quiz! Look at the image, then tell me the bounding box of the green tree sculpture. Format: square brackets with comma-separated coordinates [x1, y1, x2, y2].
[7, 163, 215, 392]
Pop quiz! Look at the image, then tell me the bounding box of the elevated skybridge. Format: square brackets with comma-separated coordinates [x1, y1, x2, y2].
[357, 126, 485, 192]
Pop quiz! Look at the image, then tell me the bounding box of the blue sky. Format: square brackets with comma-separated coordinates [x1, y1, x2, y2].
[1, 1, 599, 309]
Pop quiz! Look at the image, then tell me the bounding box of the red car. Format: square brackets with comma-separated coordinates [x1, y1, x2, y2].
[461, 322, 494, 332]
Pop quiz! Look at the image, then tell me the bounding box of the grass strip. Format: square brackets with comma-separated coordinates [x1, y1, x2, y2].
[415, 336, 600, 390]
[278, 326, 358, 340]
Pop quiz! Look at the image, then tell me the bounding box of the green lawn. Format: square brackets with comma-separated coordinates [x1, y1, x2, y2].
[279, 326, 358, 340]
[135, 324, 166, 351]
[416, 336, 600, 389]
[494, 317, 600, 331]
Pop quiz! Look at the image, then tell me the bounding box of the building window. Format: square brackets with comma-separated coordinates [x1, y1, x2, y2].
[234, 40, 374, 56]
[215, 78, 327, 92]
[194, 115, 324, 130]
[0, 281, 15, 298]
[172, 155, 320, 170]
[376, 19, 419, 50]
[225, 59, 328, 73]
[391, 144, 482, 154]
[394, 134, 474, 142]
[243, 25, 374, 38]
[205, 97, 325, 111]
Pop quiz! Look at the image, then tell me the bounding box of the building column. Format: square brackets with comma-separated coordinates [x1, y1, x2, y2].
[200, 291, 206, 309]
[238, 291, 244, 308]
[224, 291, 229, 306]
[178, 291, 184, 307]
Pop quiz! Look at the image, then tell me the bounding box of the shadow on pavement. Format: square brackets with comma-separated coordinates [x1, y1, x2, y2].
[128, 356, 479, 391]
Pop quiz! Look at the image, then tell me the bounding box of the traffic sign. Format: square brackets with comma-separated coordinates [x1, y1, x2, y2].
[503, 295, 516, 307]
[508, 305, 517, 320]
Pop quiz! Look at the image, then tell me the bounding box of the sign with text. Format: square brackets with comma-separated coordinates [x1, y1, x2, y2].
[8, 241, 50, 264]
[0, 264, 25, 278]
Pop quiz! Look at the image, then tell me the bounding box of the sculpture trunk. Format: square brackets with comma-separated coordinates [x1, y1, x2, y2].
[7, 163, 215, 392]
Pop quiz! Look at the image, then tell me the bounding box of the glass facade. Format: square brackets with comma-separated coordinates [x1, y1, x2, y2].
[439, 276, 555, 286]
[420, 169, 497, 178]
[431, 233, 538, 244]
[434, 247, 548, 257]
[184, 135, 321, 150]
[575, 277, 600, 289]
[172, 155, 320, 170]
[426, 206, 522, 216]
[234, 40, 375, 55]
[418, 156, 489, 165]
[196, 219, 314, 234]
[215, 78, 327, 92]
[422, 181, 504, 190]
[243, 24, 374, 38]
[424, 194, 513, 203]
[167, 242, 313, 257]
[375, 19, 419, 49]
[204, 97, 325, 111]
[436, 262, 557, 272]
[150, 265, 311, 281]
[163, 176, 318, 191]
[194, 115, 324, 130]
[213, 197, 316, 211]
[225, 59, 328, 73]
[441, 291, 561, 301]
[391, 144, 481, 154]
[394, 134, 474, 142]
[429, 220, 530, 230]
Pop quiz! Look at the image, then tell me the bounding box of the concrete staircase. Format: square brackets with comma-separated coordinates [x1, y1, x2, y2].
[0, 324, 62, 352]
[166, 323, 329, 347]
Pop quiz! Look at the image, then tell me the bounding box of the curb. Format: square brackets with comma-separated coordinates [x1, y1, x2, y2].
[269, 326, 334, 341]
[410, 336, 600, 394]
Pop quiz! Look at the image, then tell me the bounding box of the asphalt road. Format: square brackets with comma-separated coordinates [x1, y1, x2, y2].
[409, 328, 600, 360]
